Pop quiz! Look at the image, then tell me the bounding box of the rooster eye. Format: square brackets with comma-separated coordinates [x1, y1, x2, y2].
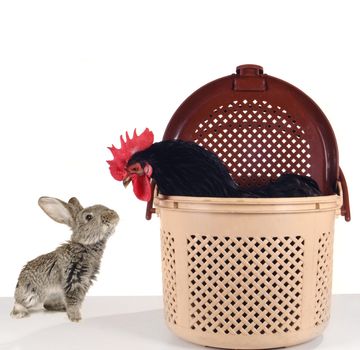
[129, 163, 142, 172]
[85, 214, 93, 221]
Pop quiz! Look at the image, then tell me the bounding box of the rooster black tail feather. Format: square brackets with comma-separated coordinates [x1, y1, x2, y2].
[248, 174, 322, 198]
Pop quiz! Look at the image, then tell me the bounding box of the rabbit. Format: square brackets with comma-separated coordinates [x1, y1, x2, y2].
[10, 196, 119, 322]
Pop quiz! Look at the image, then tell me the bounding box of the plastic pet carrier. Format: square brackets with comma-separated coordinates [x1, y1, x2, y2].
[148, 65, 350, 349]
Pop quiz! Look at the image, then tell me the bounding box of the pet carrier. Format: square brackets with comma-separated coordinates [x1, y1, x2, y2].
[149, 65, 350, 349]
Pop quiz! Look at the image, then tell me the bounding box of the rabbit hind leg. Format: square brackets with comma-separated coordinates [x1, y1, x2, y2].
[10, 302, 29, 318]
[10, 293, 40, 318]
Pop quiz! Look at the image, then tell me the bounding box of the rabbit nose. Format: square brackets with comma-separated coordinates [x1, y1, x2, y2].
[102, 210, 119, 223]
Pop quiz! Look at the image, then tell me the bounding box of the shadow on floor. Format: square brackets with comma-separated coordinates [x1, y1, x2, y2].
[0, 309, 200, 350]
[0, 308, 324, 350]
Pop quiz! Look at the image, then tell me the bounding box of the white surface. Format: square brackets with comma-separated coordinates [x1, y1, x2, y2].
[0, 0, 359, 297]
[1, 295, 360, 350]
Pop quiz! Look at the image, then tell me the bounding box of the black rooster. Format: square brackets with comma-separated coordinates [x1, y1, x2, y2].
[108, 130, 321, 201]
[127, 140, 253, 198]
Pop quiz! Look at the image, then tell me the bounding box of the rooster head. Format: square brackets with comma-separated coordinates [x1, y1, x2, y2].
[107, 128, 154, 201]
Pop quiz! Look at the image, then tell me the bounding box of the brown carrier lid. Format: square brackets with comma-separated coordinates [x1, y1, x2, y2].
[147, 65, 350, 221]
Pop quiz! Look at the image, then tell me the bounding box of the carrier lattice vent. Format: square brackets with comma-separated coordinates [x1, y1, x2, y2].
[187, 235, 304, 335]
[161, 230, 177, 325]
[315, 231, 333, 326]
[194, 99, 312, 188]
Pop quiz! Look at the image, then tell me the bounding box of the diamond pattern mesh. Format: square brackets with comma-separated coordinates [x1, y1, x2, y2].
[315, 231, 333, 326]
[161, 230, 177, 325]
[193, 99, 312, 188]
[186, 235, 305, 335]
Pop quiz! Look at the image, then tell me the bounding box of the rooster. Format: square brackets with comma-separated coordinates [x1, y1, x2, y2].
[107, 129, 321, 201]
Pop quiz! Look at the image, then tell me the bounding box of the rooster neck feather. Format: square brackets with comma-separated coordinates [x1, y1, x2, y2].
[128, 140, 239, 197]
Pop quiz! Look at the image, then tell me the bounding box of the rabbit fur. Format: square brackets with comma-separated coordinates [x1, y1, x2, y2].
[10, 196, 119, 322]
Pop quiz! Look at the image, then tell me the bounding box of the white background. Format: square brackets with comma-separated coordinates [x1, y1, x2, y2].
[0, 0, 359, 297]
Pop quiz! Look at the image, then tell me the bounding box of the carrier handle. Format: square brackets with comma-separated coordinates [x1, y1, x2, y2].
[145, 180, 156, 220]
[339, 167, 351, 221]
[233, 64, 267, 91]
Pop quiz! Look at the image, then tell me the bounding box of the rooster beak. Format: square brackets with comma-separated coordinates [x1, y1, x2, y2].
[123, 175, 132, 188]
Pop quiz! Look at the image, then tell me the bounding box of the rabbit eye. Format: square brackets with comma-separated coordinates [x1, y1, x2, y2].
[85, 214, 93, 221]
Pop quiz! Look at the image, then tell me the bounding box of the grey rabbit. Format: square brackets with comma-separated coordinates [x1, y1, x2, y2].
[10, 196, 119, 322]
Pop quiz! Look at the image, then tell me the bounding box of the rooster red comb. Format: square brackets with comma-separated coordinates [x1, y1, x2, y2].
[107, 128, 154, 181]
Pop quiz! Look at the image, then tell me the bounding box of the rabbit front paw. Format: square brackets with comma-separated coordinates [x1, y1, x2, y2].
[66, 306, 82, 322]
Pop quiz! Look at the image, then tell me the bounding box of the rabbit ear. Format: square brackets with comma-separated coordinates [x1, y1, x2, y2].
[38, 197, 74, 227]
[68, 197, 83, 217]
